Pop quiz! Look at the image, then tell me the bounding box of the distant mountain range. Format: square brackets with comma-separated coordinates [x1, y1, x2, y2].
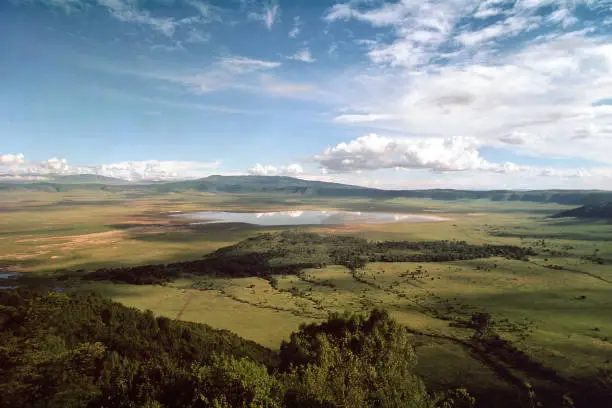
[550, 202, 612, 219]
[2, 175, 612, 206]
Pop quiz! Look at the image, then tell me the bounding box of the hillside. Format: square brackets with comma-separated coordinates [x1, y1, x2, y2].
[48, 174, 129, 184]
[0, 289, 446, 408]
[2, 174, 612, 205]
[550, 202, 612, 219]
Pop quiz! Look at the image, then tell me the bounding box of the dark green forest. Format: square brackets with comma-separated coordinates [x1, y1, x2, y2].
[0, 289, 471, 408]
[86, 231, 536, 285]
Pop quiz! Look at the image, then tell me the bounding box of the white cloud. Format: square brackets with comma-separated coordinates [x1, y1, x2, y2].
[161, 56, 281, 94]
[98, 0, 180, 36]
[1, 155, 223, 181]
[0, 153, 26, 165]
[456, 14, 542, 46]
[308, 133, 612, 189]
[333, 113, 394, 124]
[312, 134, 498, 173]
[287, 48, 316, 63]
[218, 56, 281, 72]
[17, 0, 83, 13]
[261, 79, 316, 95]
[248, 163, 304, 176]
[187, 0, 221, 21]
[150, 40, 185, 52]
[99, 56, 316, 99]
[324, 0, 612, 167]
[31, 0, 219, 38]
[41, 157, 70, 172]
[499, 131, 529, 145]
[94, 160, 222, 180]
[249, 3, 280, 30]
[185, 28, 210, 43]
[289, 16, 301, 38]
[263, 4, 279, 29]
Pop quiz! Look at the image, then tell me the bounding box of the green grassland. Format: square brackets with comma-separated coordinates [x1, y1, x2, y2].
[2, 189, 612, 406]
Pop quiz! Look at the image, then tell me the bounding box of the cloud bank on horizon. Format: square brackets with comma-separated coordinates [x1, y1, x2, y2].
[2, 0, 612, 189]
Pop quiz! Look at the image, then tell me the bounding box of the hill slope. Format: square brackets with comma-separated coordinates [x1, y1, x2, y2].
[2, 174, 612, 205]
[550, 202, 612, 219]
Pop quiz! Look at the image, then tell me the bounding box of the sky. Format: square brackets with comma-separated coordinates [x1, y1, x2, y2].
[2, 0, 612, 189]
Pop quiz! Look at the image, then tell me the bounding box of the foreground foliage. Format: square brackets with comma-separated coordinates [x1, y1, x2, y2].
[0, 289, 464, 408]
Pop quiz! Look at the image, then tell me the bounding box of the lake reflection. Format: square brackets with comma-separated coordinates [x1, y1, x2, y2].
[173, 210, 447, 226]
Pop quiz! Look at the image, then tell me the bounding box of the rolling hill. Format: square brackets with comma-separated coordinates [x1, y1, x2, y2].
[2, 174, 612, 205]
[550, 202, 612, 219]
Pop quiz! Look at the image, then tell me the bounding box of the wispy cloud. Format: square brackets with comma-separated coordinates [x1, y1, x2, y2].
[89, 85, 259, 114]
[261, 79, 317, 95]
[287, 48, 316, 63]
[186, 0, 222, 22]
[96, 54, 316, 99]
[185, 28, 210, 43]
[333, 113, 393, 124]
[218, 56, 282, 73]
[150, 40, 185, 52]
[248, 2, 280, 30]
[31, 0, 220, 38]
[98, 0, 180, 36]
[288, 16, 301, 38]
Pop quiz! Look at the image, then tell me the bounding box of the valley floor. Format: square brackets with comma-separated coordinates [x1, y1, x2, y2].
[2, 190, 612, 405]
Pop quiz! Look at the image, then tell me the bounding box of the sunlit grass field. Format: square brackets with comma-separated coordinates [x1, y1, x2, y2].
[2, 189, 611, 398]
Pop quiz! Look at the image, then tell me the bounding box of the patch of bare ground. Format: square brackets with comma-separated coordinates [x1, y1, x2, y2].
[15, 231, 126, 252]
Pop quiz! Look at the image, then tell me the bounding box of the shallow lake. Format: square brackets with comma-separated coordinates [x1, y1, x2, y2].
[173, 210, 448, 226]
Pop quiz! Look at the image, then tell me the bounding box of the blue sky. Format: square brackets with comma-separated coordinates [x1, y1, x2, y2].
[2, 0, 612, 189]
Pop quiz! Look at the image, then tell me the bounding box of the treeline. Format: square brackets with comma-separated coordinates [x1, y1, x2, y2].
[86, 231, 535, 285]
[0, 289, 468, 408]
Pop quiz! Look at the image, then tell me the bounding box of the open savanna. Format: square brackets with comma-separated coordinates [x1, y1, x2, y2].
[2, 188, 612, 404]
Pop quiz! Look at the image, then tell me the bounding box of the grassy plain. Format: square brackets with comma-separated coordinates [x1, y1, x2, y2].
[2, 189, 612, 403]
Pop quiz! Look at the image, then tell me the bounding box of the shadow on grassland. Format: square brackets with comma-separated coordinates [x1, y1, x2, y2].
[489, 219, 612, 242]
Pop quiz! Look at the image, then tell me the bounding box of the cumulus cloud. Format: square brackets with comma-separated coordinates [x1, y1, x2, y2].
[309, 133, 612, 190]
[93, 160, 222, 181]
[287, 48, 316, 63]
[324, 0, 612, 166]
[0, 153, 25, 165]
[0, 154, 222, 181]
[248, 163, 304, 176]
[41, 157, 70, 172]
[312, 134, 498, 173]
